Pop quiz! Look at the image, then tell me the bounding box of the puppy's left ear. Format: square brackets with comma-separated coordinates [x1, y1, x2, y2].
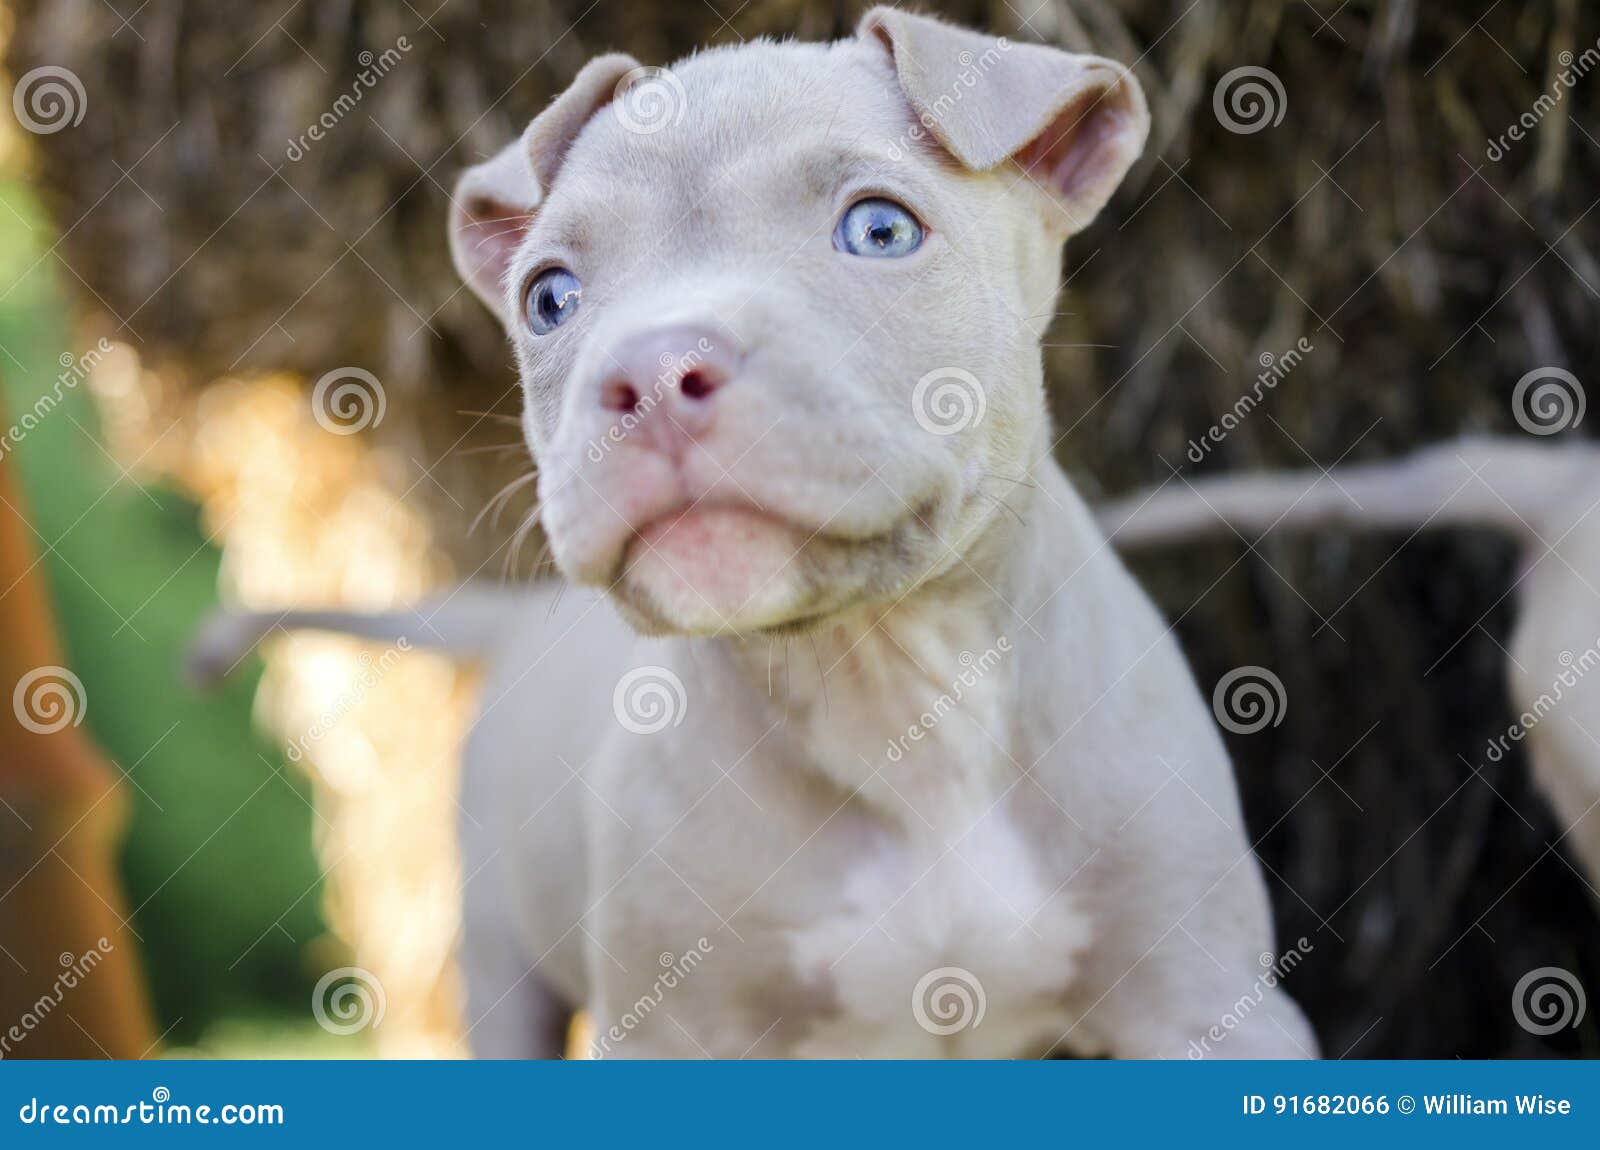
[448, 53, 641, 326]
[860, 7, 1149, 235]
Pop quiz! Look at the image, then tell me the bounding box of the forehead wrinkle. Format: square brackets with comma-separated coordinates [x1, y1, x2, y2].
[521, 175, 653, 271]
[718, 142, 927, 205]
[516, 43, 943, 273]
[525, 213, 593, 259]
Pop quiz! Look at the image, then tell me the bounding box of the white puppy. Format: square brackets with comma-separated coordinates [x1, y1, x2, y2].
[1101, 435, 1600, 896]
[195, 10, 1317, 1059]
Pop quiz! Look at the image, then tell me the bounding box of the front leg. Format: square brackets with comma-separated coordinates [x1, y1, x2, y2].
[581, 688, 824, 1059]
[1062, 866, 1320, 1060]
[580, 761, 743, 1060]
[582, 893, 737, 1059]
[586, 990, 718, 1059]
[1086, 949, 1319, 1059]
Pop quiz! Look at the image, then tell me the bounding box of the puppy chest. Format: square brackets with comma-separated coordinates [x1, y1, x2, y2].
[783, 813, 1090, 1056]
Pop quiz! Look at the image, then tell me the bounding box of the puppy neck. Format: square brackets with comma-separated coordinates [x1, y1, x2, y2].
[705, 452, 1096, 828]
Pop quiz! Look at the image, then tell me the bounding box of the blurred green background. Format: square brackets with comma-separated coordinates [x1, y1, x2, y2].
[0, 179, 330, 1050]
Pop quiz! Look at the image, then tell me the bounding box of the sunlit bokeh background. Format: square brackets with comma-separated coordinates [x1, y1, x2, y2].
[1, 11, 474, 1057]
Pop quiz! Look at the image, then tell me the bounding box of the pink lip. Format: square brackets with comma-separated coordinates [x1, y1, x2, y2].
[631, 501, 786, 550]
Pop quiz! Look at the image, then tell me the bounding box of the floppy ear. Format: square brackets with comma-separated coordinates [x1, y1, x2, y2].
[448, 53, 641, 325]
[859, 7, 1148, 235]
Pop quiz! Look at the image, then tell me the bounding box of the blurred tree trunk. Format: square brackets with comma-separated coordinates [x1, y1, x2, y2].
[0, 428, 154, 1059]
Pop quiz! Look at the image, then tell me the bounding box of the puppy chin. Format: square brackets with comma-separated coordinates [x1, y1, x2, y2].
[615, 505, 810, 636]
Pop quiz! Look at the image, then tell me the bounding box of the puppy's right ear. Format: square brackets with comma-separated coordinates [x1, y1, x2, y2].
[448, 54, 640, 326]
[860, 7, 1148, 237]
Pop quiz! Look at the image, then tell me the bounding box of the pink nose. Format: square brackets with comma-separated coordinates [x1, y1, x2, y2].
[595, 324, 740, 455]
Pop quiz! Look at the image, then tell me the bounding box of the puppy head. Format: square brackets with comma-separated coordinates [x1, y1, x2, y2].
[449, 9, 1148, 636]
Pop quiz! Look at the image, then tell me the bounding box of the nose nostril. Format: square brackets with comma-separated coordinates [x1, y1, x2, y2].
[680, 368, 717, 400]
[600, 379, 641, 413]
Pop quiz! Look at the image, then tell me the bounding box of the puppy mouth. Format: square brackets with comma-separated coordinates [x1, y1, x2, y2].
[621, 501, 803, 584]
[548, 454, 952, 633]
[631, 500, 792, 548]
[622, 495, 921, 580]
[605, 502, 810, 632]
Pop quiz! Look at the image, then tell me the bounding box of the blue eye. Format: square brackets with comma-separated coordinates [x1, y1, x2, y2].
[834, 198, 923, 258]
[524, 267, 582, 334]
